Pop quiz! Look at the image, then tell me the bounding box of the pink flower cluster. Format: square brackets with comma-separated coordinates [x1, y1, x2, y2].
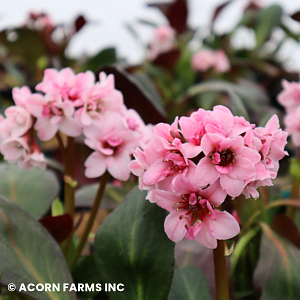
[278, 79, 300, 146]
[129, 105, 288, 248]
[149, 25, 176, 60]
[0, 68, 152, 180]
[191, 49, 230, 73]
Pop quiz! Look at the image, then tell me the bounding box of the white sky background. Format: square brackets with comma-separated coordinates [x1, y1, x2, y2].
[1, 0, 300, 69]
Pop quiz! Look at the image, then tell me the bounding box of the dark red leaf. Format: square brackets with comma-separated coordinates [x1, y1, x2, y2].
[99, 65, 167, 124]
[39, 214, 73, 244]
[153, 48, 181, 69]
[271, 215, 300, 249]
[75, 15, 86, 32]
[168, 0, 188, 33]
[291, 11, 300, 22]
[148, 0, 188, 33]
[211, 0, 233, 24]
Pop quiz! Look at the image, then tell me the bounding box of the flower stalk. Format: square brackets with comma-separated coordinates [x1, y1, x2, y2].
[213, 240, 230, 300]
[61, 136, 76, 258]
[69, 171, 110, 270]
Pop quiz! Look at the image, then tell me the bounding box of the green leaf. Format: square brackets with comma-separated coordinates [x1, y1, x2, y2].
[188, 80, 250, 120]
[289, 157, 300, 179]
[0, 196, 76, 300]
[254, 5, 283, 48]
[81, 47, 117, 72]
[0, 163, 60, 219]
[51, 198, 64, 217]
[253, 223, 300, 299]
[93, 187, 175, 300]
[75, 182, 128, 208]
[0, 28, 47, 74]
[168, 266, 212, 300]
[132, 71, 165, 116]
[72, 256, 100, 299]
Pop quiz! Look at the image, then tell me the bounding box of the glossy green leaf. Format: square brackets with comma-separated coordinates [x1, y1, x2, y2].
[93, 187, 175, 300]
[254, 5, 283, 47]
[168, 265, 212, 300]
[253, 223, 300, 299]
[0, 163, 60, 219]
[0, 196, 76, 300]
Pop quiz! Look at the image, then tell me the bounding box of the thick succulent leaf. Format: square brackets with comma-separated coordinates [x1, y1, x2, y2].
[0, 196, 75, 300]
[253, 222, 300, 299]
[0, 163, 60, 219]
[93, 187, 175, 300]
[168, 265, 212, 300]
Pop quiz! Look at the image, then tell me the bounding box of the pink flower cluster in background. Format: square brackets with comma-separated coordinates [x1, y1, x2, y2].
[278, 79, 300, 146]
[0, 68, 152, 180]
[148, 25, 176, 60]
[191, 49, 230, 73]
[129, 105, 288, 248]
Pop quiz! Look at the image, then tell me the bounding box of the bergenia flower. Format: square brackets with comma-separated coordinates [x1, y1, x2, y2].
[36, 67, 95, 107]
[129, 105, 288, 248]
[149, 25, 176, 60]
[191, 49, 230, 73]
[154, 169, 240, 249]
[83, 112, 140, 181]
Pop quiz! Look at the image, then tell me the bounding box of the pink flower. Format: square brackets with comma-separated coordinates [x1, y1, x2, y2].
[196, 133, 260, 197]
[0, 134, 47, 170]
[36, 67, 95, 107]
[153, 171, 240, 249]
[149, 25, 176, 60]
[75, 72, 125, 126]
[191, 49, 216, 72]
[19, 149, 47, 170]
[4, 106, 33, 137]
[283, 107, 300, 146]
[0, 136, 28, 163]
[84, 112, 140, 181]
[214, 50, 230, 73]
[32, 93, 81, 141]
[129, 105, 288, 247]
[277, 80, 300, 113]
[139, 121, 199, 187]
[191, 49, 230, 73]
[254, 115, 288, 178]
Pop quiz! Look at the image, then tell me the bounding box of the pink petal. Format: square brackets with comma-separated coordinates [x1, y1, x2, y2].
[200, 181, 227, 207]
[107, 154, 131, 181]
[35, 118, 58, 141]
[220, 175, 245, 198]
[201, 133, 224, 156]
[59, 117, 82, 137]
[212, 210, 240, 240]
[143, 160, 169, 186]
[194, 218, 217, 249]
[164, 212, 188, 242]
[195, 157, 219, 186]
[228, 156, 256, 180]
[84, 152, 106, 178]
[154, 189, 178, 211]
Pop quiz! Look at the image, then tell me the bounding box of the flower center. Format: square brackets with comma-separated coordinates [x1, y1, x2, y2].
[175, 193, 211, 226]
[211, 147, 235, 167]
